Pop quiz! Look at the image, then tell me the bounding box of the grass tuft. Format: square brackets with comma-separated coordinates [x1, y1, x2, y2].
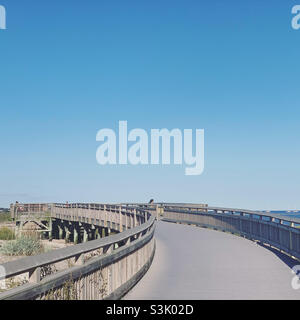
[0, 227, 15, 240]
[0, 233, 44, 256]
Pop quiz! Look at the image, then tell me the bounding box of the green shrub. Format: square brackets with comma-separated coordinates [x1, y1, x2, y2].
[0, 235, 44, 256]
[0, 227, 15, 240]
[0, 213, 11, 223]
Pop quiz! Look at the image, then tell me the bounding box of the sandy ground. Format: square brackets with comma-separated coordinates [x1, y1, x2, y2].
[124, 221, 300, 300]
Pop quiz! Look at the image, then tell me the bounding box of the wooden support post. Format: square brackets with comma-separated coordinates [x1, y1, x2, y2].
[95, 228, 99, 239]
[58, 224, 64, 240]
[74, 227, 79, 244]
[91, 227, 96, 240]
[48, 218, 53, 241]
[64, 224, 70, 242]
[102, 227, 106, 238]
[83, 227, 89, 242]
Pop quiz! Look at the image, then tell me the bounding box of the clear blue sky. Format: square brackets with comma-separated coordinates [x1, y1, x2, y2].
[0, 0, 299, 210]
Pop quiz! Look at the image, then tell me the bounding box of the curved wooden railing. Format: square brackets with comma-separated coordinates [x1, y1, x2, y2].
[3, 202, 298, 299]
[0, 203, 156, 300]
[160, 204, 300, 260]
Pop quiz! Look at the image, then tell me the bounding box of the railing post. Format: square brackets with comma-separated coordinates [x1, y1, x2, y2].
[268, 217, 273, 241]
[125, 212, 128, 230]
[103, 244, 113, 254]
[29, 267, 41, 283]
[156, 205, 159, 220]
[124, 236, 131, 246]
[135, 231, 141, 240]
[259, 215, 262, 239]
[134, 208, 137, 227]
[104, 205, 108, 228]
[75, 253, 85, 266]
[119, 206, 123, 232]
[290, 222, 295, 252]
[240, 212, 244, 230]
[278, 220, 283, 249]
[50, 203, 54, 218]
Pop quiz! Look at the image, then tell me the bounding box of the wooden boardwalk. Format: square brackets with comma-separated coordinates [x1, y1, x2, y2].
[124, 221, 300, 299]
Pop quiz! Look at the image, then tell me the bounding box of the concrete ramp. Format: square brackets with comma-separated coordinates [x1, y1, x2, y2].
[124, 221, 300, 299]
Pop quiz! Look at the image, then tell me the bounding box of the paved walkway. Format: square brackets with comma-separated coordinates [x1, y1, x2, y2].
[124, 221, 300, 299]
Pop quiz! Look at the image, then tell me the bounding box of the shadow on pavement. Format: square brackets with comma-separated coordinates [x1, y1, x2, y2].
[257, 242, 299, 270]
